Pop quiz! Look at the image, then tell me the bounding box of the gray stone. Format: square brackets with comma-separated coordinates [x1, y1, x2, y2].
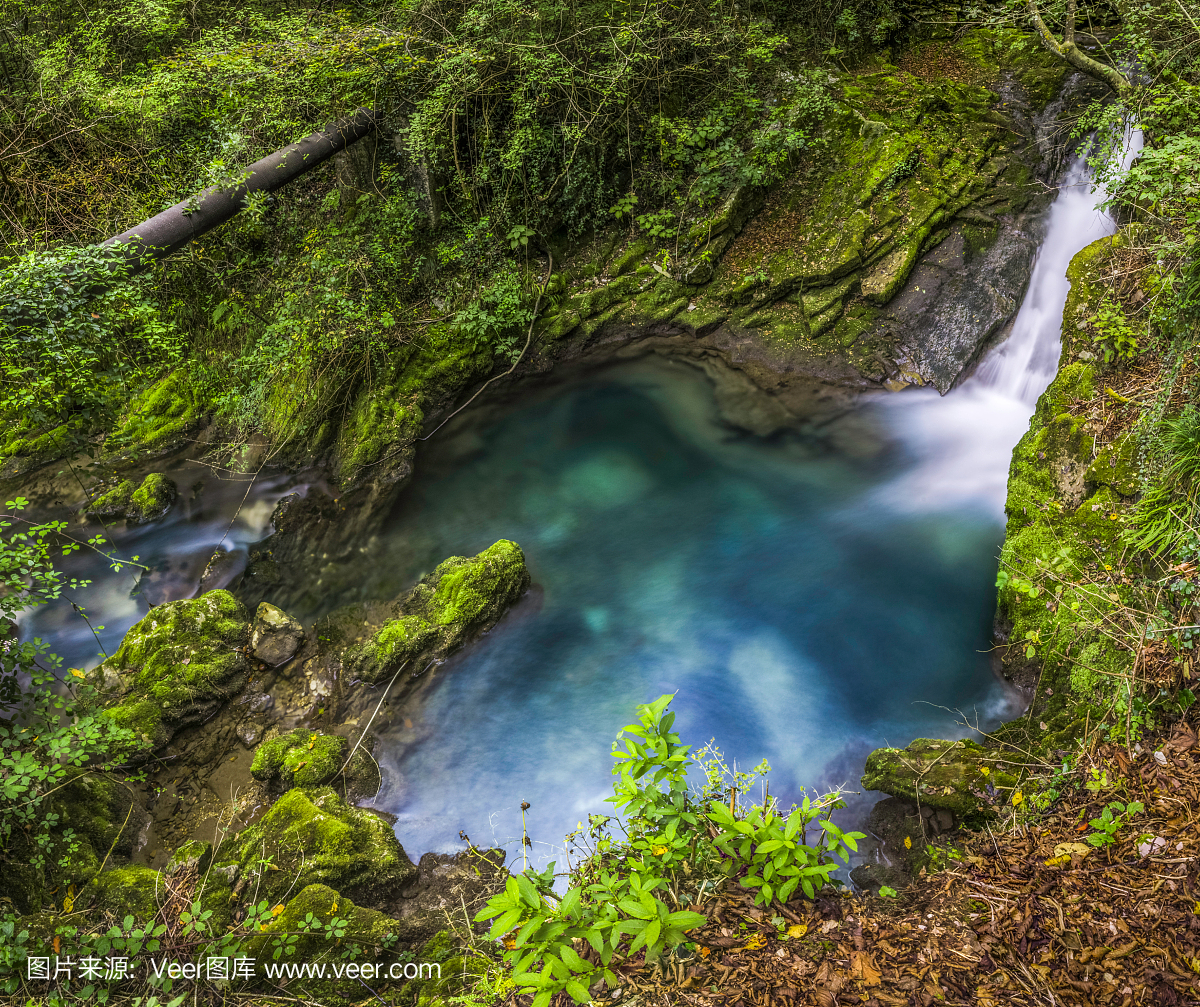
[249, 602, 304, 666]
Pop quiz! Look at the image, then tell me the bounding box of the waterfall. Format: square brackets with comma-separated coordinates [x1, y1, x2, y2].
[876, 130, 1145, 517]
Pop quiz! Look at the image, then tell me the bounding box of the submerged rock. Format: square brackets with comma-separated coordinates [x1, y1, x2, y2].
[85, 472, 177, 523]
[97, 590, 251, 749]
[249, 601, 305, 666]
[346, 538, 531, 684]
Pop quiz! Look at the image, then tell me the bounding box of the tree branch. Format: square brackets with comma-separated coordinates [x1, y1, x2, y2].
[1028, 0, 1131, 95]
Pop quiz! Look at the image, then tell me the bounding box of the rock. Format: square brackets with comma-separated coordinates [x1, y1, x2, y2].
[862, 738, 1008, 818]
[849, 862, 911, 896]
[345, 539, 531, 684]
[244, 883, 396, 967]
[97, 590, 251, 749]
[249, 602, 305, 666]
[78, 866, 164, 921]
[1084, 430, 1141, 497]
[223, 786, 418, 910]
[383, 847, 508, 945]
[85, 472, 177, 524]
[165, 839, 212, 877]
[249, 728, 378, 798]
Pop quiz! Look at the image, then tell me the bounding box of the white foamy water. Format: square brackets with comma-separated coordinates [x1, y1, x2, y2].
[877, 131, 1144, 516]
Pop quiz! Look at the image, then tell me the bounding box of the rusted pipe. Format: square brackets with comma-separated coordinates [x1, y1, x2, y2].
[102, 108, 378, 271]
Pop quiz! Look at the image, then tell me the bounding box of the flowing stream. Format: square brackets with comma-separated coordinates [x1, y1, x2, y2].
[18, 135, 1140, 871]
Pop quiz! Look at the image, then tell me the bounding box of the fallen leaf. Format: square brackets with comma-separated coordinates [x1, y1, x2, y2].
[851, 949, 882, 986]
[786, 923, 807, 938]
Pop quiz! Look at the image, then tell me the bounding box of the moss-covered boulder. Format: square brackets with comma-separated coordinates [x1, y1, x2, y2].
[862, 738, 1014, 817]
[98, 590, 251, 748]
[245, 883, 397, 963]
[85, 472, 177, 523]
[346, 539, 530, 684]
[78, 866, 163, 922]
[229, 787, 417, 909]
[250, 728, 379, 797]
[392, 929, 491, 1007]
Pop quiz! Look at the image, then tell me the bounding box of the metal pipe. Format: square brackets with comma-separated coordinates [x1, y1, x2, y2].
[101, 107, 378, 271]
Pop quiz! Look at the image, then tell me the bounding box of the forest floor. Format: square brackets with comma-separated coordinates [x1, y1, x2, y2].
[613, 722, 1200, 1007]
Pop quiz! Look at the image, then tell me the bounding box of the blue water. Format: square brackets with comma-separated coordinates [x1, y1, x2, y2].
[363, 354, 1015, 866]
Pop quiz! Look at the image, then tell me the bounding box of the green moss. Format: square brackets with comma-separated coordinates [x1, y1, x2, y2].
[86, 472, 177, 523]
[86, 479, 135, 518]
[251, 729, 351, 789]
[246, 888, 400, 964]
[992, 234, 1147, 739]
[50, 771, 139, 888]
[166, 839, 212, 876]
[231, 787, 418, 908]
[394, 931, 490, 1007]
[347, 540, 530, 683]
[78, 867, 163, 921]
[98, 590, 250, 747]
[1086, 432, 1142, 496]
[861, 739, 997, 817]
[111, 366, 212, 451]
[609, 240, 651, 277]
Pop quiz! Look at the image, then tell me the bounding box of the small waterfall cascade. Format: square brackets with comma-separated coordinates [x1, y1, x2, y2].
[878, 131, 1145, 516]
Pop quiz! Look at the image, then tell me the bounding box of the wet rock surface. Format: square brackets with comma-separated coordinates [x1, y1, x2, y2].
[249, 600, 305, 665]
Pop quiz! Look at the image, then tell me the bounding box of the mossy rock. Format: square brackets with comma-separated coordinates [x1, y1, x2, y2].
[78, 867, 163, 922]
[166, 839, 212, 877]
[86, 472, 178, 524]
[231, 787, 417, 909]
[111, 367, 212, 452]
[245, 883, 397, 963]
[98, 590, 250, 748]
[346, 539, 530, 684]
[862, 739, 1003, 817]
[250, 728, 380, 797]
[1085, 431, 1142, 497]
[393, 930, 490, 1007]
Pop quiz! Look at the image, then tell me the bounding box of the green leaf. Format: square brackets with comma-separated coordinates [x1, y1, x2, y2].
[517, 874, 542, 909]
[665, 910, 706, 930]
[559, 945, 586, 971]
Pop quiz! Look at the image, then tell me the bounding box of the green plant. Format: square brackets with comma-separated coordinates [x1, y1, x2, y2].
[1125, 406, 1200, 557]
[1089, 294, 1140, 363]
[0, 498, 147, 885]
[474, 695, 861, 1007]
[1085, 800, 1145, 848]
[453, 269, 536, 365]
[0, 245, 181, 455]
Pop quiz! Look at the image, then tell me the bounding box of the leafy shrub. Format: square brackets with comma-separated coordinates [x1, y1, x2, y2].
[1088, 294, 1139, 363]
[475, 695, 862, 1007]
[0, 245, 181, 454]
[453, 268, 535, 364]
[0, 498, 145, 886]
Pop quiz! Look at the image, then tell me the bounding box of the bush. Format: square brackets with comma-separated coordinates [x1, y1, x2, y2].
[475, 694, 862, 1007]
